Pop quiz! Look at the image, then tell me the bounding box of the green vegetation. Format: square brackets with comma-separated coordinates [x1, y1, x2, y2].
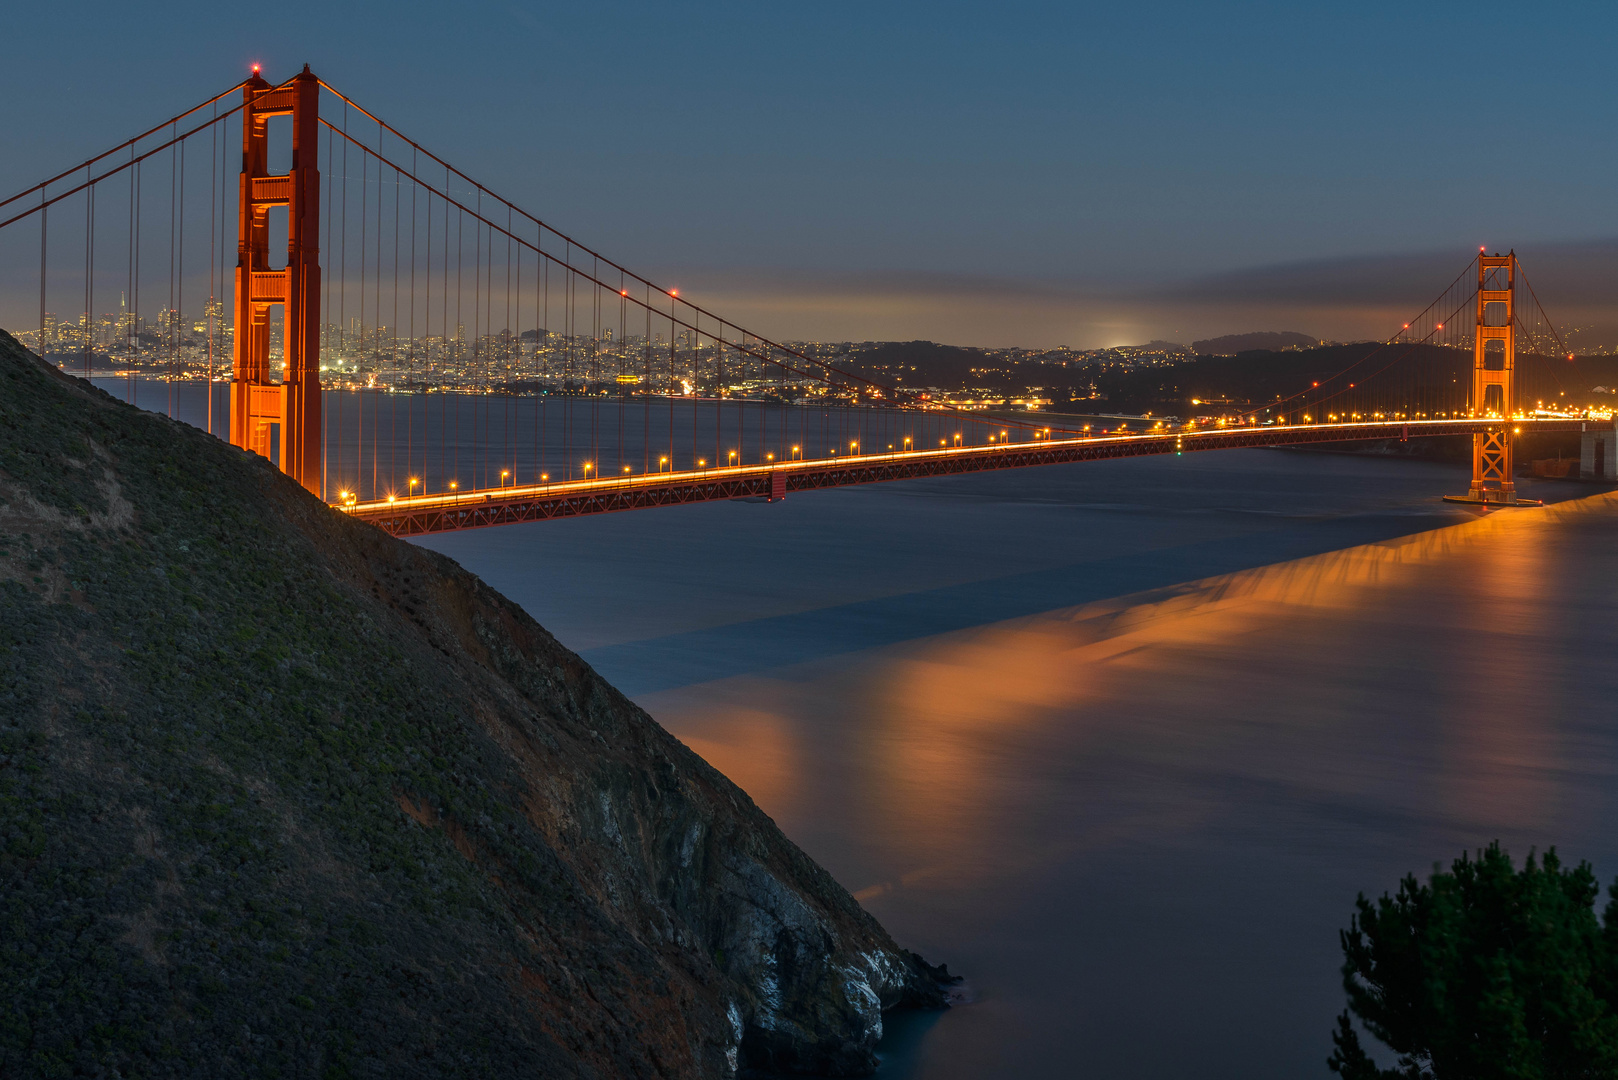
[0, 329, 942, 1079]
[0, 339, 577, 1075]
[1330, 843, 1618, 1078]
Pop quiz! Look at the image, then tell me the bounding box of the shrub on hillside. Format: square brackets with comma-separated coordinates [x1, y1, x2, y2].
[1330, 842, 1618, 1078]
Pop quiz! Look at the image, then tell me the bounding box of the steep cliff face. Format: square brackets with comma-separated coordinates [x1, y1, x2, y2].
[0, 330, 948, 1079]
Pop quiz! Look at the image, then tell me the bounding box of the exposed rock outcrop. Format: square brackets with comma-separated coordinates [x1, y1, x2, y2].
[0, 329, 948, 1078]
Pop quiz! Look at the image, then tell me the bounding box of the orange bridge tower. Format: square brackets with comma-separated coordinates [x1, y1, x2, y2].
[230, 66, 321, 494]
[1447, 251, 1525, 506]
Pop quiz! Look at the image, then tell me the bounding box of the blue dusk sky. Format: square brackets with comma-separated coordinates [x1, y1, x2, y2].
[5, 0, 1618, 347]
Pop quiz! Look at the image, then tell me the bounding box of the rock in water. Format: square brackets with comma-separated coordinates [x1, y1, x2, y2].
[0, 330, 948, 1078]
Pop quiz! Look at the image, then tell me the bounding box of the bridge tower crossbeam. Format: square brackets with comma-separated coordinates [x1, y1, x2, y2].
[229, 66, 321, 493]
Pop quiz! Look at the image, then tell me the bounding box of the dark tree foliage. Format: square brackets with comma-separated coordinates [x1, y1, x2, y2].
[1330, 842, 1618, 1079]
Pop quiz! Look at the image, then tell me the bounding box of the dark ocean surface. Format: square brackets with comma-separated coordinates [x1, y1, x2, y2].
[415, 449, 1618, 1078]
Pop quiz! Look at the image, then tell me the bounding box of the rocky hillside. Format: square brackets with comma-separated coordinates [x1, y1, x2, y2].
[0, 329, 949, 1079]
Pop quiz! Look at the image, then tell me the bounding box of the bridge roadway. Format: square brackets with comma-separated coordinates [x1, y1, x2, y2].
[341, 417, 1587, 537]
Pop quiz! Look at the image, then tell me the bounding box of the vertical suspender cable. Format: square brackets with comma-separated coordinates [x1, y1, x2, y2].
[85, 165, 95, 381]
[618, 273, 625, 475]
[323, 118, 336, 498]
[441, 173, 450, 492]
[542, 252, 551, 483]
[509, 204, 516, 485]
[454, 200, 462, 489]
[359, 143, 368, 497]
[322, 117, 333, 498]
[38, 192, 47, 364]
[132, 160, 141, 410]
[391, 161, 400, 498]
[537, 226, 550, 482]
[591, 256, 600, 475]
[564, 255, 572, 478]
[338, 107, 349, 498]
[484, 202, 492, 488]
[409, 151, 417, 493]
[207, 104, 216, 434]
[176, 138, 185, 424]
[425, 185, 433, 492]
[638, 287, 648, 474]
[714, 322, 722, 468]
[472, 192, 482, 490]
[165, 132, 175, 409]
[667, 312, 674, 471]
[126, 149, 136, 403]
[372, 151, 381, 499]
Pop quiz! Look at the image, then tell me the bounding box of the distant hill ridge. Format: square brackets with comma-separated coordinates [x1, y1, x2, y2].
[1193, 331, 1321, 355]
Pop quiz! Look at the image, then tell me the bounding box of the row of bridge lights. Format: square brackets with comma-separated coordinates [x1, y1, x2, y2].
[338, 409, 1527, 507]
[1247, 410, 1493, 424]
[346, 413, 1537, 507]
[341, 429, 1010, 505]
[340, 424, 1195, 505]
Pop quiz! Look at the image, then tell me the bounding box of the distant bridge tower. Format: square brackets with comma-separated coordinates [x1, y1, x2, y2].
[1456, 252, 1518, 504]
[230, 66, 321, 493]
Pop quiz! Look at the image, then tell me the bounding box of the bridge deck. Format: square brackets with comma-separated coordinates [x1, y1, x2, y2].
[340, 418, 1588, 536]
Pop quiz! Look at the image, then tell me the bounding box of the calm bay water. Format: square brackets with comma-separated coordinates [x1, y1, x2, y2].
[414, 449, 1618, 1078]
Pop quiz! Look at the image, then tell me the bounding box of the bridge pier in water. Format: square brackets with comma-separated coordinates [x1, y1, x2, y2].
[1581, 417, 1618, 480]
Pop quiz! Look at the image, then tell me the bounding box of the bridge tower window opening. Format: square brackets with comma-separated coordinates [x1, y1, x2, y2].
[1483, 336, 1507, 372]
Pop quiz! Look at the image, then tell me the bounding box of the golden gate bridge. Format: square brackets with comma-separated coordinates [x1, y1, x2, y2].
[0, 68, 1594, 536]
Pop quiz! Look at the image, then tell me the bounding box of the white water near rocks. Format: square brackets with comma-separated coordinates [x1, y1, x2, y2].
[414, 448, 1617, 1078]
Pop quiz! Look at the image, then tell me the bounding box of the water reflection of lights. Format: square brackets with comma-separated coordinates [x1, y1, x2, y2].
[650, 491, 1617, 907]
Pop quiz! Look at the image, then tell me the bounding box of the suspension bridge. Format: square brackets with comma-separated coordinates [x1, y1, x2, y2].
[0, 68, 1595, 536]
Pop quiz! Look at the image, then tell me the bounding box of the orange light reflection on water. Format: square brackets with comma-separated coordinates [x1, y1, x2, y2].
[651, 492, 1616, 906]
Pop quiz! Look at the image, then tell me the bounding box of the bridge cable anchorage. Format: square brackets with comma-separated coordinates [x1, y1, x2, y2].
[0, 70, 1588, 529]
